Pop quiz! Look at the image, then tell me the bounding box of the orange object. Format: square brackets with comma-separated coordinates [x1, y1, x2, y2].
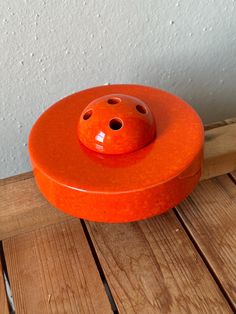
[78, 94, 156, 154]
[28, 84, 204, 222]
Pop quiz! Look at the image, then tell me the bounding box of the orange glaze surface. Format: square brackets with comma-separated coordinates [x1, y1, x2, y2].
[78, 94, 156, 154]
[28, 84, 204, 222]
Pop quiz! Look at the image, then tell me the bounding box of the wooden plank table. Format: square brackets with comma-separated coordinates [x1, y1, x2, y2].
[0, 120, 236, 313]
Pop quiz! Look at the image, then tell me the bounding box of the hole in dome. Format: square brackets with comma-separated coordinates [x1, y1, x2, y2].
[109, 118, 123, 130]
[107, 97, 121, 105]
[136, 104, 147, 114]
[83, 110, 93, 120]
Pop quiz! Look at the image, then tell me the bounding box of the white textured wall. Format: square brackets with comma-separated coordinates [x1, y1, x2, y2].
[0, 1, 236, 178]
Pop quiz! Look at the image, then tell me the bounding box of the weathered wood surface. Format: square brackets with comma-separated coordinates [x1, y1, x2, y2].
[176, 174, 236, 309]
[3, 220, 112, 314]
[0, 172, 32, 187]
[0, 257, 9, 314]
[204, 117, 236, 130]
[202, 122, 236, 180]
[85, 211, 232, 313]
[0, 176, 71, 240]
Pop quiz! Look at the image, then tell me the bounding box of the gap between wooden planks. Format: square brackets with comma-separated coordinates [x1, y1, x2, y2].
[0, 253, 9, 314]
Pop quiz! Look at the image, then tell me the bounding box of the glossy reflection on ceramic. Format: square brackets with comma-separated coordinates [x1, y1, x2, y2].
[78, 94, 156, 154]
[28, 84, 204, 222]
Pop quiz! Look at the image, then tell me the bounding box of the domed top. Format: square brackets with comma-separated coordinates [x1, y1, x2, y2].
[78, 94, 156, 154]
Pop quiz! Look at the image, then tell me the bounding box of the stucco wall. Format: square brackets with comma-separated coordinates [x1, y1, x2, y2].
[0, 1, 236, 178]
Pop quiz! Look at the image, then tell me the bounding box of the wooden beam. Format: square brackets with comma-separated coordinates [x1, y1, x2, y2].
[202, 122, 236, 180]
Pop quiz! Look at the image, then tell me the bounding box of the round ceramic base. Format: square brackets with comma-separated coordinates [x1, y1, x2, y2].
[29, 84, 204, 222]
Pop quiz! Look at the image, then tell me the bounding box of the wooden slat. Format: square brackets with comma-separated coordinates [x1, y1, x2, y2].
[224, 117, 236, 125]
[204, 117, 236, 131]
[176, 175, 236, 308]
[0, 177, 71, 240]
[85, 212, 232, 313]
[202, 123, 236, 180]
[204, 121, 226, 130]
[0, 171, 32, 187]
[3, 220, 112, 314]
[0, 256, 9, 314]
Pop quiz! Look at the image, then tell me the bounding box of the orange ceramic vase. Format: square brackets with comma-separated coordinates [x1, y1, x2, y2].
[28, 84, 204, 222]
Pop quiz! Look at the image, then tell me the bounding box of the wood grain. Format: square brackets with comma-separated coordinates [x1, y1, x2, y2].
[0, 171, 32, 187]
[3, 220, 112, 314]
[204, 117, 236, 131]
[0, 255, 9, 314]
[204, 120, 226, 130]
[176, 174, 236, 308]
[224, 117, 236, 125]
[202, 123, 236, 180]
[0, 177, 71, 240]
[85, 211, 231, 313]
